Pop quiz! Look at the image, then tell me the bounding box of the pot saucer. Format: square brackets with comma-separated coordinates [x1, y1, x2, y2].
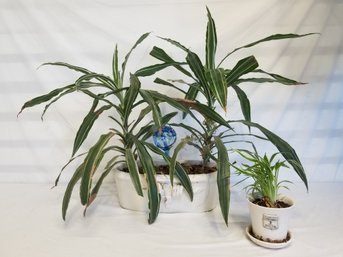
[245, 225, 292, 249]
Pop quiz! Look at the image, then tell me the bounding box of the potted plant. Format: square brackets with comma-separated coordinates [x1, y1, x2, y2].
[17, 33, 195, 224]
[232, 149, 299, 248]
[135, 7, 313, 225]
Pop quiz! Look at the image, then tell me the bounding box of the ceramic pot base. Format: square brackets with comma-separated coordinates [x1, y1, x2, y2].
[246, 225, 292, 249]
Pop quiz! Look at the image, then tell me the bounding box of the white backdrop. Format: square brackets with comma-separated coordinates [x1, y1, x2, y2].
[1, 0, 342, 183]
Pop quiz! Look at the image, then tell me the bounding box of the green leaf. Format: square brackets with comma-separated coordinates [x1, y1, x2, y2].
[214, 136, 230, 226]
[134, 139, 160, 224]
[231, 85, 251, 124]
[206, 68, 227, 111]
[145, 142, 193, 201]
[139, 89, 162, 129]
[122, 32, 150, 81]
[62, 163, 84, 220]
[75, 73, 116, 90]
[153, 78, 187, 95]
[146, 90, 189, 114]
[186, 51, 211, 101]
[218, 33, 318, 67]
[169, 137, 192, 185]
[72, 100, 111, 157]
[112, 44, 120, 86]
[226, 56, 259, 85]
[253, 69, 307, 85]
[40, 62, 91, 74]
[85, 156, 120, 211]
[80, 132, 114, 205]
[125, 148, 143, 196]
[175, 99, 232, 130]
[123, 74, 141, 123]
[149, 46, 192, 77]
[135, 62, 184, 77]
[158, 36, 189, 52]
[231, 120, 308, 190]
[205, 7, 217, 70]
[17, 84, 74, 116]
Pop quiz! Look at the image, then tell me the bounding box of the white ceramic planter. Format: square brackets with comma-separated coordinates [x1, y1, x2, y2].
[248, 195, 294, 242]
[113, 165, 218, 213]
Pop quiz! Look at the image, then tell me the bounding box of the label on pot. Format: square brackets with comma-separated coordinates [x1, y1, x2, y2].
[263, 214, 279, 230]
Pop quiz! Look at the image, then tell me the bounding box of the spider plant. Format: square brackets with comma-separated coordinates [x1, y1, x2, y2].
[135, 7, 313, 225]
[232, 149, 293, 208]
[17, 33, 195, 224]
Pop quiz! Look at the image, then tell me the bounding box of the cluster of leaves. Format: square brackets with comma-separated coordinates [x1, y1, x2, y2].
[135, 7, 312, 224]
[232, 149, 291, 208]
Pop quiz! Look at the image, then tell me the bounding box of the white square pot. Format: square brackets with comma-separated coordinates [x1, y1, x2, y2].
[248, 195, 294, 241]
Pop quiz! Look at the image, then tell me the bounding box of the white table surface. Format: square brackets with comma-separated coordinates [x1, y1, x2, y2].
[1, 182, 342, 257]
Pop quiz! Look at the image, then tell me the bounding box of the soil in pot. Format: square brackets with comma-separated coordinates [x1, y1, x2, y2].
[253, 198, 291, 208]
[123, 163, 217, 175]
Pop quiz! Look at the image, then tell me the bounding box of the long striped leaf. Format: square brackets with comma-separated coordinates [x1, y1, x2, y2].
[134, 139, 160, 224]
[62, 163, 84, 220]
[153, 78, 187, 95]
[75, 73, 116, 90]
[205, 7, 217, 69]
[40, 62, 91, 74]
[135, 62, 184, 77]
[218, 33, 318, 67]
[149, 46, 193, 77]
[231, 120, 308, 190]
[112, 44, 120, 87]
[206, 68, 227, 111]
[139, 89, 162, 129]
[226, 56, 259, 85]
[175, 99, 232, 130]
[252, 69, 307, 85]
[84, 156, 121, 214]
[214, 136, 230, 226]
[158, 36, 189, 52]
[145, 142, 194, 201]
[123, 74, 141, 123]
[72, 101, 111, 157]
[231, 85, 251, 123]
[122, 32, 150, 81]
[17, 84, 74, 116]
[146, 90, 189, 114]
[80, 132, 114, 205]
[169, 137, 192, 185]
[186, 51, 211, 100]
[125, 148, 143, 196]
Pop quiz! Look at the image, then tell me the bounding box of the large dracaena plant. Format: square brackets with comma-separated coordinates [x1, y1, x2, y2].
[17, 33, 195, 224]
[135, 7, 312, 225]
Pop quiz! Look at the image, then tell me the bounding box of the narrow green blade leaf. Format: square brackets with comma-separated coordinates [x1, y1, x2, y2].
[186, 51, 211, 100]
[72, 101, 111, 157]
[214, 136, 230, 226]
[139, 89, 162, 129]
[122, 32, 150, 81]
[232, 120, 308, 190]
[231, 85, 251, 123]
[123, 74, 141, 122]
[40, 62, 91, 74]
[170, 137, 192, 185]
[226, 56, 259, 85]
[218, 33, 318, 67]
[146, 90, 189, 113]
[205, 7, 217, 70]
[125, 148, 143, 196]
[253, 69, 307, 85]
[145, 142, 193, 201]
[158, 36, 189, 52]
[153, 78, 187, 95]
[80, 132, 114, 205]
[175, 99, 232, 130]
[135, 139, 160, 224]
[135, 62, 183, 77]
[17, 84, 74, 116]
[206, 68, 227, 111]
[62, 163, 84, 220]
[112, 44, 120, 87]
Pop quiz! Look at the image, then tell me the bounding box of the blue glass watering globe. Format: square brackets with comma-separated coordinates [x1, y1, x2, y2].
[153, 125, 177, 156]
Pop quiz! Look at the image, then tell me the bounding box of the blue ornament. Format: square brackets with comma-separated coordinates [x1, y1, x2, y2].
[153, 125, 177, 156]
